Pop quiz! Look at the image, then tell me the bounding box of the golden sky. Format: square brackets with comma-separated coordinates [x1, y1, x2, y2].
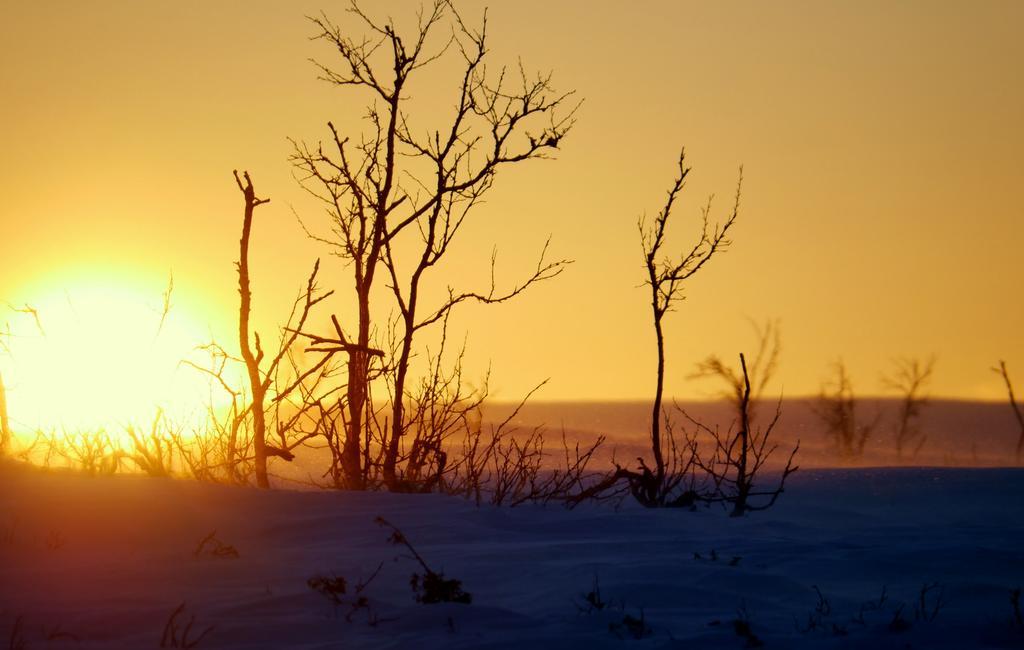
[1, 0, 1021, 410]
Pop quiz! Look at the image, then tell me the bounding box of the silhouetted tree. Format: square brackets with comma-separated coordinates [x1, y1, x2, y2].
[630, 149, 741, 505]
[576, 150, 742, 507]
[814, 360, 877, 461]
[123, 409, 175, 478]
[291, 1, 575, 490]
[993, 361, 1024, 463]
[882, 356, 934, 460]
[180, 342, 258, 483]
[687, 332, 798, 516]
[231, 170, 352, 488]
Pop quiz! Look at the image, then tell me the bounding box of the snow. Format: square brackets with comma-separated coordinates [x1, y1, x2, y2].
[2, 462, 1023, 648]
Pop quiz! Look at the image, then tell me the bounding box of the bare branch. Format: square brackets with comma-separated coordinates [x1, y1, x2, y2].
[993, 360, 1024, 463]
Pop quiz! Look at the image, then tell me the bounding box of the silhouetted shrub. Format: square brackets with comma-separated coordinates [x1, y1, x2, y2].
[814, 360, 877, 461]
[192, 531, 239, 559]
[376, 517, 471, 605]
[913, 582, 946, 622]
[733, 602, 764, 647]
[609, 610, 651, 640]
[887, 604, 911, 634]
[160, 602, 214, 648]
[308, 574, 347, 606]
[576, 574, 608, 614]
[883, 357, 935, 460]
[410, 572, 471, 605]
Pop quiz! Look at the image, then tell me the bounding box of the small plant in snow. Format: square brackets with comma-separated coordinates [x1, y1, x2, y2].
[796, 585, 847, 637]
[308, 574, 348, 606]
[410, 571, 472, 606]
[376, 517, 471, 605]
[192, 530, 239, 559]
[887, 604, 911, 634]
[913, 582, 946, 622]
[308, 564, 384, 623]
[608, 609, 652, 640]
[575, 574, 615, 614]
[851, 586, 889, 627]
[160, 602, 214, 648]
[694, 549, 743, 566]
[732, 602, 764, 648]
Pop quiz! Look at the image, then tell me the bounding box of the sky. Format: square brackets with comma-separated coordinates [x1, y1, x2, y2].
[0, 0, 1022, 416]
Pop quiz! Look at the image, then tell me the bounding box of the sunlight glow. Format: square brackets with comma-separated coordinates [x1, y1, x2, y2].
[1, 277, 215, 436]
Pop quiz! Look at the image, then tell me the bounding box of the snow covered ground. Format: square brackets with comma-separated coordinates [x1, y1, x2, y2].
[2, 462, 1023, 649]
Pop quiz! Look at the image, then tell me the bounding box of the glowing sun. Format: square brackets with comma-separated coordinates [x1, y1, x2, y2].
[1, 276, 214, 435]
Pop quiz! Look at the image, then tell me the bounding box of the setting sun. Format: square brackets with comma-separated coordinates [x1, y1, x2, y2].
[0, 275, 214, 436]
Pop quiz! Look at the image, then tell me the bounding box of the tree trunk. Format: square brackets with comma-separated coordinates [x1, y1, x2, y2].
[342, 294, 370, 490]
[383, 306, 417, 491]
[997, 361, 1024, 463]
[236, 173, 270, 488]
[650, 307, 667, 495]
[731, 353, 752, 517]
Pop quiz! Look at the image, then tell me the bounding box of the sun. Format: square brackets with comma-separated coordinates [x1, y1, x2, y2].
[1, 275, 218, 436]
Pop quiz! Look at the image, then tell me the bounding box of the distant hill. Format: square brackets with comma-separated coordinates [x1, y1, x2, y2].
[478, 398, 1021, 468]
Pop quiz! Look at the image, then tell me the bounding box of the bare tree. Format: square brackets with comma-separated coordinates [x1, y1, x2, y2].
[180, 341, 257, 483]
[814, 360, 877, 461]
[291, 1, 575, 490]
[124, 409, 179, 478]
[993, 360, 1024, 463]
[631, 149, 741, 505]
[57, 430, 120, 476]
[882, 356, 935, 460]
[687, 353, 798, 516]
[573, 150, 742, 507]
[231, 170, 349, 488]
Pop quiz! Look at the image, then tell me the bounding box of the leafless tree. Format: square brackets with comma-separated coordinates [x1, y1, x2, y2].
[229, 170, 350, 488]
[814, 360, 877, 461]
[630, 149, 741, 505]
[993, 360, 1024, 463]
[882, 356, 935, 460]
[57, 430, 121, 476]
[124, 409, 175, 478]
[686, 353, 798, 516]
[291, 1, 576, 490]
[179, 342, 257, 483]
[569, 151, 743, 507]
[385, 316, 483, 493]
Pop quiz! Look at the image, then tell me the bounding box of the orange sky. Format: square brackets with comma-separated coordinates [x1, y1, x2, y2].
[1, 0, 1022, 407]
